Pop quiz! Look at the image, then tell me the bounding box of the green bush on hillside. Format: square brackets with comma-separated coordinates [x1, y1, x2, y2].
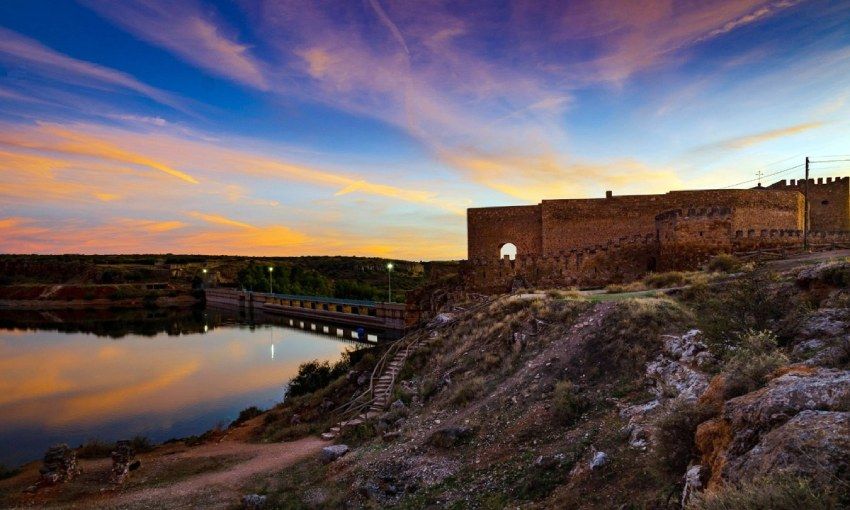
[721, 330, 788, 399]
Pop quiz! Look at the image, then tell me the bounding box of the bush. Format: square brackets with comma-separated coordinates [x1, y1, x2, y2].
[230, 406, 264, 428]
[552, 380, 584, 425]
[707, 254, 741, 273]
[644, 271, 688, 288]
[688, 474, 838, 510]
[77, 435, 154, 458]
[287, 357, 350, 398]
[77, 439, 114, 458]
[688, 272, 804, 354]
[130, 435, 155, 453]
[653, 401, 716, 477]
[450, 376, 485, 407]
[0, 463, 20, 480]
[722, 330, 788, 399]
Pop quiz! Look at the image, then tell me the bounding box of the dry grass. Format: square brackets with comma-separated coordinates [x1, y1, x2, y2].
[688, 474, 839, 510]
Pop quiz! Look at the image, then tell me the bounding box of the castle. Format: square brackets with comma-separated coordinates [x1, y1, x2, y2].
[464, 177, 850, 292]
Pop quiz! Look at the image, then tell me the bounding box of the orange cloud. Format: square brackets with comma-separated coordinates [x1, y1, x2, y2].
[696, 121, 827, 152]
[189, 211, 257, 230]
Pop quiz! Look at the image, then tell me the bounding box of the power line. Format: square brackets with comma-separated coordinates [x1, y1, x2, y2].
[810, 158, 850, 163]
[720, 163, 803, 188]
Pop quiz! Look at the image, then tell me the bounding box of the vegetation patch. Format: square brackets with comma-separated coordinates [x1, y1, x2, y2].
[688, 474, 841, 510]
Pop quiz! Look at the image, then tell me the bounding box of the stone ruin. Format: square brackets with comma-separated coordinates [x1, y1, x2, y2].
[109, 440, 140, 484]
[464, 177, 850, 292]
[38, 443, 79, 486]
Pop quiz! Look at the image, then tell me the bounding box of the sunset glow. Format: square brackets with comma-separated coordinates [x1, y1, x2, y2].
[1, 1, 849, 259]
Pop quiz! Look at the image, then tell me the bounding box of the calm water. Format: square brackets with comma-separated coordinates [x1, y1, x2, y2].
[0, 307, 372, 467]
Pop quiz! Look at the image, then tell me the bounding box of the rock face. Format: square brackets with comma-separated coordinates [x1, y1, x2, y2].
[39, 444, 79, 485]
[698, 366, 850, 489]
[724, 410, 850, 484]
[680, 465, 706, 508]
[321, 444, 350, 463]
[622, 329, 715, 450]
[109, 440, 136, 484]
[722, 367, 850, 457]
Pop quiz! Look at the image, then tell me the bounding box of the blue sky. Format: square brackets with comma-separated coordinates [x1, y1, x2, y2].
[0, 0, 849, 258]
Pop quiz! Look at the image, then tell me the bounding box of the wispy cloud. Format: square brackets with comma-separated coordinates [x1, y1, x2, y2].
[83, 0, 268, 90]
[695, 121, 826, 152]
[188, 211, 256, 230]
[0, 27, 186, 111]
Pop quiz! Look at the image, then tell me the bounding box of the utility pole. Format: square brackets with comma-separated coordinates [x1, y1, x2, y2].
[804, 157, 809, 250]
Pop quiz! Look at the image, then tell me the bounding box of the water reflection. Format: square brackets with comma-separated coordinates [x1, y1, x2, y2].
[0, 306, 370, 467]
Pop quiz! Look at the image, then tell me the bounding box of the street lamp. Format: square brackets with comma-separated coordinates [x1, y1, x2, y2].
[268, 266, 274, 294]
[386, 262, 393, 302]
[202, 268, 208, 289]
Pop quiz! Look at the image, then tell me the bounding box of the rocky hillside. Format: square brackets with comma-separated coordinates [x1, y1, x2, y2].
[241, 253, 850, 509]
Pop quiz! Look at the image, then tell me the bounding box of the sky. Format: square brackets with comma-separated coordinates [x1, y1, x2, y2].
[0, 0, 849, 260]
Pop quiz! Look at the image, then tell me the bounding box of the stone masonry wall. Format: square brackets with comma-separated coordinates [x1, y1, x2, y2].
[767, 177, 850, 231]
[467, 205, 542, 261]
[464, 179, 848, 293]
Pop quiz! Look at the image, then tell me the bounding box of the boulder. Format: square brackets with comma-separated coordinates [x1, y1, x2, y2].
[241, 494, 267, 509]
[427, 426, 473, 448]
[722, 367, 850, 456]
[321, 444, 349, 463]
[723, 410, 850, 485]
[589, 451, 608, 470]
[390, 399, 407, 412]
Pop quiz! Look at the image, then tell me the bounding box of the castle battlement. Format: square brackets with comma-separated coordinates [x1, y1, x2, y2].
[464, 176, 850, 292]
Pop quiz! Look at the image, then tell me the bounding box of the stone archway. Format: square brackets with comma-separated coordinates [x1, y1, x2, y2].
[499, 242, 517, 260]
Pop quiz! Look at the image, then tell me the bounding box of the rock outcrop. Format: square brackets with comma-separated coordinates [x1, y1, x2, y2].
[697, 366, 850, 489]
[38, 444, 79, 486]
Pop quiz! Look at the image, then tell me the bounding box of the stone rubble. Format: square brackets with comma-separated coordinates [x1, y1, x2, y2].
[108, 440, 138, 484]
[38, 444, 79, 486]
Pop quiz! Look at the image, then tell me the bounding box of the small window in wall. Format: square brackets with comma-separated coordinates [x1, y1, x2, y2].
[822, 200, 830, 206]
[499, 242, 517, 260]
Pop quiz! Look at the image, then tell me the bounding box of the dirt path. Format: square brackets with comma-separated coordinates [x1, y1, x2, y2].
[13, 436, 328, 510]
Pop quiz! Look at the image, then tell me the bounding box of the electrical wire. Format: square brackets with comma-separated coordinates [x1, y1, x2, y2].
[720, 163, 803, 188]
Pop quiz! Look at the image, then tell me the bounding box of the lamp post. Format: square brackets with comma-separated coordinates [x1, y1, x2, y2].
[202, 268, 208, 289]
[268, 266, 274, 294]
[386, 262, 393, 302]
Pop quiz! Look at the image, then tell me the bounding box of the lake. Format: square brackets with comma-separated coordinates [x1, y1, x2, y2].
[0, 306, 372, 467]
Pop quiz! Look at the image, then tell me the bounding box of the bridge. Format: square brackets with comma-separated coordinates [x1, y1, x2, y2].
[204, 288, 408, 339]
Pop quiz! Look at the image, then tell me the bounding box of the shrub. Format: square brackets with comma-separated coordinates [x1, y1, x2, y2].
[688, 474, 838, 510]
[230, 406, 264, 428]
[653, 401, 716, 477]
[0, 463, 20, 480]
[707, 254, 741, 273]
[644, 271, 687, 288]
[130, 435, 155, 453]
[552, 380, 584, 425]
[77, 439, 114, 459]
[287, 356, 350, 398]
[576, 297, 693, 383]
[450, 376, 485, 407]
[78, 435, 153, 458]
[722, 330, 788, 399]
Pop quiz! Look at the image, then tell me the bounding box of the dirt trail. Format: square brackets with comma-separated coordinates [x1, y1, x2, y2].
[20, 436, 327, 510]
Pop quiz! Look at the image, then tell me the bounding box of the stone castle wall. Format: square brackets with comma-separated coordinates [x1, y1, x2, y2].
[464, 177, 849, 292]
[767, 177, 850, 231]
